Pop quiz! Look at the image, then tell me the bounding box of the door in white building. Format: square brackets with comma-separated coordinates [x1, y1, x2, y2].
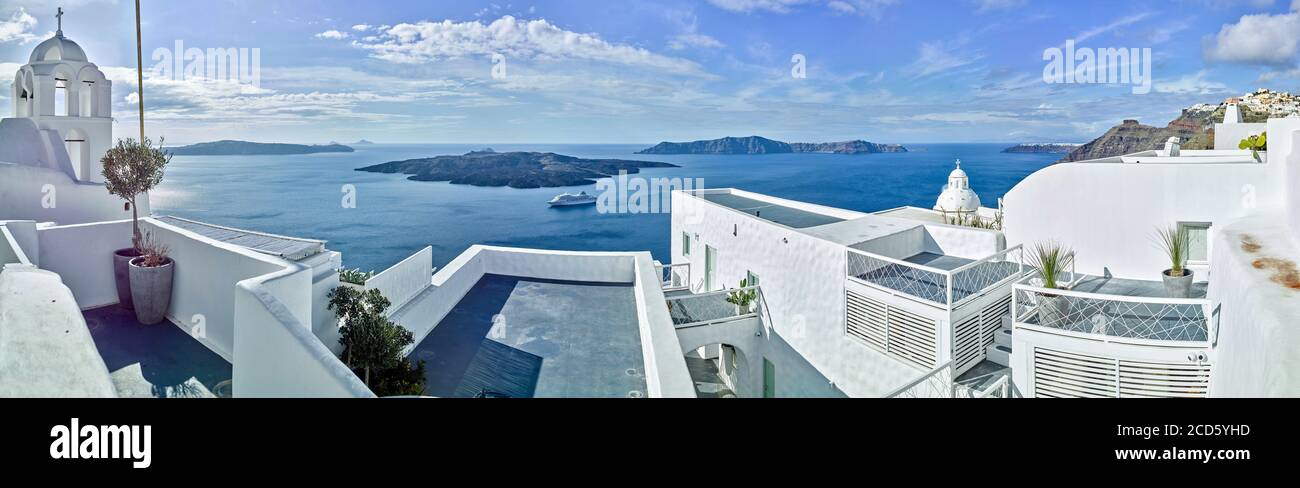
[704, 245, 717, 291]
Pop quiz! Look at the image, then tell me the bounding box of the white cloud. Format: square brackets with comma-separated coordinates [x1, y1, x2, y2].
[351, 16, 710, 77]
[1155, 70, 1231, 94]
[1074, 12, 1155, 44]
[351, 24, 372, 32]
[1203, 4, 1300, 65]
[971, 0, 1026, 14]
[707, 0, 896, 17]
[906, 40, 982, 77]
[668, 33, 725, 50]
[315, 30, 350, 40]
[0, 7, 45, 44]
[707, 0, 816, 13]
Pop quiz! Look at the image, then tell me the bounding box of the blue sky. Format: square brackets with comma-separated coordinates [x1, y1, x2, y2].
[2, 0, 1299, 144]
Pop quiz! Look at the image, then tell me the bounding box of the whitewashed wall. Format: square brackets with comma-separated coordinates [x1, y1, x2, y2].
[366, 246, 433, 311]
[142, 218, 286, 361]
[1003, 156, 1283, 280]
[1206, 214, 1300, 396]
[36, 220, 132, 309]
[233, 261, 373, 398]
[0, 221, 38, 266]
[672, 191, 917, 397]
[0, 163, 147, 226]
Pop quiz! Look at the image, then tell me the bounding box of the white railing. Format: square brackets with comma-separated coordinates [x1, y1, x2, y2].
[665, 285, 761, 329]
[366, 246, 434, 311]
[1012, 276, 1215, 346]
[847, 245, 1026, 310]
[884, 360, 956, 398]
[885, 360, 1012, 398]
[654, 262, 691, 292]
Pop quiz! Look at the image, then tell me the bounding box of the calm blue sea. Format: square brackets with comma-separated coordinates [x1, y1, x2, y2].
[150, 143, 1058, 272]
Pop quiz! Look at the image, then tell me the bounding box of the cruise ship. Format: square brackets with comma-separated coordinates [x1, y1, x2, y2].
[2, 26, 1298, 399]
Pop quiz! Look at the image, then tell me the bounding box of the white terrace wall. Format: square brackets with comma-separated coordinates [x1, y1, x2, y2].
[366, 246, 433, 311]
[36, 219, 132, 309]
[234, 260, 373, 398]
[141, 218, 289, 361]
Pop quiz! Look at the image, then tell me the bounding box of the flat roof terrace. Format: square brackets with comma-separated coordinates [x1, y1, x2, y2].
[408, 274, 647, 398]
[700, 193, 846, 229]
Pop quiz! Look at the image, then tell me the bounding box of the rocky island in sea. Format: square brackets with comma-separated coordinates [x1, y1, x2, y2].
[355, 149, 678, 189]
[1002, 143, 1081, 154]
[636, 136, 907, 155]
[169, 140, 355, 156]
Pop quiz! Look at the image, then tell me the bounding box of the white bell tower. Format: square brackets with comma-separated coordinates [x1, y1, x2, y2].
[10, 7, 113, 183]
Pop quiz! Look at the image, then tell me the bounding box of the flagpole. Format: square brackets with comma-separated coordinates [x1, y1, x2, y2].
[134, 0, 145, 142]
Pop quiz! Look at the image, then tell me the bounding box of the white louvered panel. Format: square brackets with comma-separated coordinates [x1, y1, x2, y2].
[1032, 347, 1212, 398]
[887, 306, 937, 369]
[952, 314, 983, 372]
[1033, 348, 1118, 398]
[845, 290, 887, 350]
[1118, 361, 1210, 398]
[845, 290, 939, 370]
[979, 294, 1012, 349]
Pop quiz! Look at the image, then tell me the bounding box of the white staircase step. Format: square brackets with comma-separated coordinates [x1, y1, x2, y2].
[986, 344, 1011, 367]
[994, 327, 1013, 348]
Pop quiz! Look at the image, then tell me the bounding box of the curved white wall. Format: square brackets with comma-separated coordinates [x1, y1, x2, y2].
[1003, 160, 1280, 280]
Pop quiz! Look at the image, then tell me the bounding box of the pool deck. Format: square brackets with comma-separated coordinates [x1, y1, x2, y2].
[408, 274, 647, 398]
[83, 305, 232, 398]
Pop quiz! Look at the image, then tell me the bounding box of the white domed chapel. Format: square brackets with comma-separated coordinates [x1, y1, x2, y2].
[9, 7, 112, 183]
[934, 159, 982, 215]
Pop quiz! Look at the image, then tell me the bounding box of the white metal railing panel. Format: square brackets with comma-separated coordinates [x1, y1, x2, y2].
[666, 285, 761, 329]
[655, 262, 691, 292]
[847, 245, 1026, 310]
[1013, 279, 1212, 346]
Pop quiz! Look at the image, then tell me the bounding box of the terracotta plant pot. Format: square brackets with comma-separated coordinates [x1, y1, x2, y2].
[129, 257, 174, 325]
[1162, 269, 1194, 298]
[113, 248, 142, 307]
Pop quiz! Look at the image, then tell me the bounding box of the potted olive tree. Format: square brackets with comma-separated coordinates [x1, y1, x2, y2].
[128, 232, 174, 325]
[1155, 225, 1194, 298]
[1026, 241, 1074, 327]
[102, 138, 171, 308]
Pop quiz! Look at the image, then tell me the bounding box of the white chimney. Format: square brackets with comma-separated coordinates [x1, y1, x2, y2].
[1224, 103, 1242, 124]
[1165, 137, 1181, 157]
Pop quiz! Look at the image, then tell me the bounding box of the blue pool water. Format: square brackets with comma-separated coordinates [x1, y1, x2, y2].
[151, 143, 1058, 272]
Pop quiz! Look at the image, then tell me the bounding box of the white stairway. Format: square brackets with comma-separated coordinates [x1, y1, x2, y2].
[986, 314, 1013, 367]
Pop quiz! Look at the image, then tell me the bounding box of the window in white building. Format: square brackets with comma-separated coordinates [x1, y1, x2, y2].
[746, 271, 760, 287]
[681, 232, 691, 257]
[1179, 222, 1211, 265]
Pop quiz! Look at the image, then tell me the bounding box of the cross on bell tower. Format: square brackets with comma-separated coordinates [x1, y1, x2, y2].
[56, 7, 64, 35]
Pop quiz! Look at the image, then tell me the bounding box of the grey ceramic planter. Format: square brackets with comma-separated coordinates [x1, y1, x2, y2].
[1162, 269, 1195, 298]
[129, 257, 174, 325]
[113, 248, 141, 307]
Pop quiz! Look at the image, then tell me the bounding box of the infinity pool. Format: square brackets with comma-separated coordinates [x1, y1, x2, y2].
[407, 274, 647, 398]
